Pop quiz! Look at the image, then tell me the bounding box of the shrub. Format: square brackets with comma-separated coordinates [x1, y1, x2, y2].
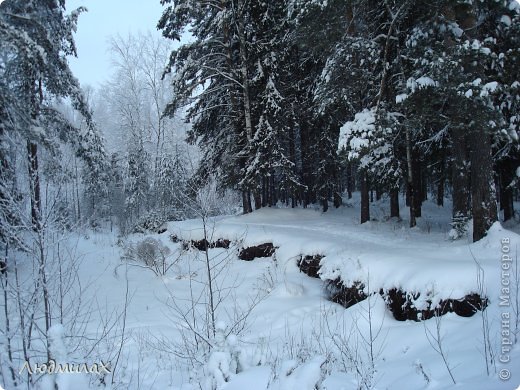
[123, 237, 174, 276]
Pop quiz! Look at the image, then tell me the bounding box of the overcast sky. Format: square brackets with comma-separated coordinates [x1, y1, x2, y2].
[67, 0, 166, 88]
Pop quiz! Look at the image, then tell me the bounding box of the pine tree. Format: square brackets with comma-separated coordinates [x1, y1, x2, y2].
[0, 0, 108, 234]
[159, 0, 257, 213]
[242, 1, 303, 208]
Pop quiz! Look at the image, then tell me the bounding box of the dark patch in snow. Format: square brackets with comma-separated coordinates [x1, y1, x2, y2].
[318, 277, 488, 321]
[324, 279, 368, 308]
[384, 288, 487, 321]
[385, 288, 425, 321]
[183, 238, 231, 251]
[450, 293, 488, 317]
[239, 243, 276, 261]
[297, 255, 324, 278]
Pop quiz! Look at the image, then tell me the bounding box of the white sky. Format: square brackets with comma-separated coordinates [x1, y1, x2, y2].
[67, 0, 166, 88]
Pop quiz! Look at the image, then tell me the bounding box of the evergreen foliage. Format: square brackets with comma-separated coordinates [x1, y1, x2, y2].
[159, 0, 519, 241]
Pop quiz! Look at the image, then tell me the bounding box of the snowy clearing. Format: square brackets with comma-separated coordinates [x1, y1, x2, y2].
[9, 196, 518, 390]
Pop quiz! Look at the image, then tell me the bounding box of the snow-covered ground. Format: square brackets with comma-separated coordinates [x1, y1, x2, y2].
[6, 195, 520, 390]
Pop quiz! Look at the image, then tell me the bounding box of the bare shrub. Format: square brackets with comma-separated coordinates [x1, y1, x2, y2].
[123, 237, 177, 276]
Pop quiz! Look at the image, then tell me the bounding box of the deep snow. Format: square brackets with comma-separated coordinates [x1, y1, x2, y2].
[3, 195, 520, 390]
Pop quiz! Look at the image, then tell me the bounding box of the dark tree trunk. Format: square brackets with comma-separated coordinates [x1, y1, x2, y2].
[361, 172, 370, 224]
[390, 187, 400, 219]
[436, 178, 445, 207]
[421, 168, 428, 202]
[412, 152, 422, 218]
[300, 121, 313, 208]
[451, 125, 470, 223]
[322, 196, 328, 212]
[270, 174, 277, 206]
[266, 176, 273, 206]
[405, 124, 416, 228]
[408, 176, 417, 228]
[499, 162, 515, 222]
[376, 188, 381, 201]
[288, 124, 297, 210]
[254, 191, 262, 210]
[405, 180, 411, 207]
[27, 141, 41, 231]
[242, 191, 252, 214]
[469, 126, 497, 242]
[26, 75, 42, 232]
[333, 191, 342, 208]
[346, 162, 353, 199]
[437, 149, 445, 207]
[262, 177, 268, 207]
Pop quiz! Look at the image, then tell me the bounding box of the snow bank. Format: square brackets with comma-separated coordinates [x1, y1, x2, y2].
[168, 209, 519, 307]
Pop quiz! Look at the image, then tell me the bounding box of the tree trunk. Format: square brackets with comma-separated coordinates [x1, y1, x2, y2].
[322, 196, 329, 212]
[254, 191, 262, 210]
[237, 15, 253, 143]
[270, 174, 277, 206]
[262, 177, 268, 207]
[242, 191, 252, 214]
[499, 162, 515, 222]
[288, 124, 298, 209]
[437, 149, 445, 207]
[361, 172, 370, 224]
[300, 121, 312, 208]
[405, 180, 411, 207]
[451, 125, 470, 223]
[375, 188, 381, 201]
[469, 126, 498, 242]
[346, 162, 353, 199]
[436, 178, 445, 207]
[333, 191, 342, 208]
[390, 187, 400, 219]
[421, 167, 428, 202]
[27, 141, 41, 231]
[26, 75, 43, 232]
[412, 151, 422, 218]
[405, 126, 416, 228]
